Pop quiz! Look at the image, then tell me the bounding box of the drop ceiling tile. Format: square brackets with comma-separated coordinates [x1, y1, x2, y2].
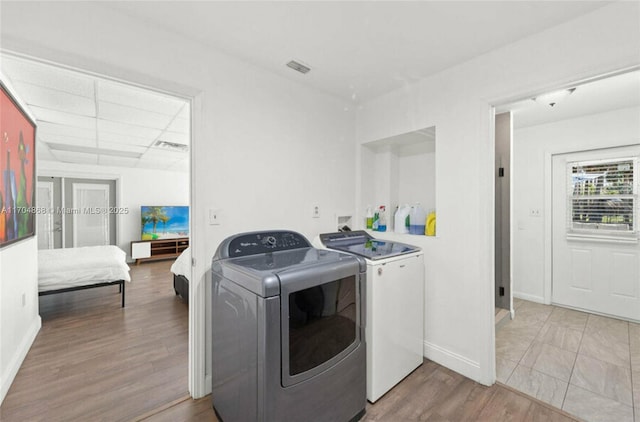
[2, 56, 94, 97]
[12, 81, 96, 116]
[51, 150, 98, 165]
[143, 147, 188, 159]
[98, 79, 186, 116]
[36, 145, 57, 161]
[157, 130, 189, 145]
[98, 131, 154, 147]
[165, 117, 190, 135]
[97, 119, 162, 140]
[137, 157, 180, 169]
[97, 141, 148, 154]
[98, 101, 175, 129]
[37, 121, 97, 142]
[175, 105, 190, 120]
[98, 155, 140, 168]
[30, 106, 95, 130]
[41, 136, 97, 148]
[167, 158, 190, 173]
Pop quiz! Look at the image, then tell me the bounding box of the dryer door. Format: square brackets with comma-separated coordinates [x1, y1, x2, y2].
[279, 260, 361, 387]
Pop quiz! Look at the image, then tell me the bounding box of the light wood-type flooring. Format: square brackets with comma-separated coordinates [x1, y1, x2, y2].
[140, 360, 579, 422]
[497, 298, 640, 422]
[2, 259, 581, 422]
[0, 260, 189, 421]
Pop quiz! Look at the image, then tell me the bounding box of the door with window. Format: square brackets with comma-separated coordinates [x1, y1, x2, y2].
[37, 176, 116, 248]
[552, 146, 640, 321]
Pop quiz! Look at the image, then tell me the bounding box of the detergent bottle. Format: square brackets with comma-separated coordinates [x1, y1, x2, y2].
[372, 207, 379, 231]
[394, 204, 411, 234]
[378, 206, 387, 232]
[426, 209, 436, 236]
[409, 203, 427, 235]
[365, 206, 373, 229]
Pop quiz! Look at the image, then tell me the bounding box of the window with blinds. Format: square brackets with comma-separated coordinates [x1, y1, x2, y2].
[568, 157, 637, 239]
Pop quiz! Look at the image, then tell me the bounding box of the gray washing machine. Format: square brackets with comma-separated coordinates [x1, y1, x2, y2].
[211, 230, 367, 422]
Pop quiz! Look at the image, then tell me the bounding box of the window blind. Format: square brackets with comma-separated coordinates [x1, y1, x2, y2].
[567, 157, 637, 237]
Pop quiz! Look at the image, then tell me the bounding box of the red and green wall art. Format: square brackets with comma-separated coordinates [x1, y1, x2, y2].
[1, 80, 36, 248]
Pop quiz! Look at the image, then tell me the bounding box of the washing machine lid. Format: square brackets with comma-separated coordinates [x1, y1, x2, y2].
[219, 247, 360, 297]
[319, 230, 421, 261]
[213, 230, 363, 297]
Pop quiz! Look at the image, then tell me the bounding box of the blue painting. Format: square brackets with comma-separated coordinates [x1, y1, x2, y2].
[141, 206, 189, 240]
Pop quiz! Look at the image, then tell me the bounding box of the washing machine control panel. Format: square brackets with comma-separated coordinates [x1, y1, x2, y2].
[227, 231, 311, 257]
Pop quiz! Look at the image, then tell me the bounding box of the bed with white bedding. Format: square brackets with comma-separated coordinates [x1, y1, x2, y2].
[38, 245, 131, 307]
[170, 246, 190, 303]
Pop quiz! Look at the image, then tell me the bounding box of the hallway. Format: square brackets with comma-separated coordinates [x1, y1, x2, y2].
[496, 299, 640, 422]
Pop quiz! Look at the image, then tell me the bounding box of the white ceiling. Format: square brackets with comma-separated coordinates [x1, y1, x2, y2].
[2, 1, 634, 170]
[1, 55, 190, 171]
[503, 70, 640, 129]
[103, 1, 612, 102]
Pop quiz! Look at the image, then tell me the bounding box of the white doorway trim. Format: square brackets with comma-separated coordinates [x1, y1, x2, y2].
[4, 48, 203, 398]
[487, 65, 640, 386]
[188, 92, 206, 398]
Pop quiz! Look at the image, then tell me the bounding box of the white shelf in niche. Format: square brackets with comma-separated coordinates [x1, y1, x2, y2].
[360, 126, 436, 230]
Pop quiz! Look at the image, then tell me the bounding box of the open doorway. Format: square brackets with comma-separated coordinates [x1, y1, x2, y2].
[0, 54, 194, 420]
[494, 70, 640, 421]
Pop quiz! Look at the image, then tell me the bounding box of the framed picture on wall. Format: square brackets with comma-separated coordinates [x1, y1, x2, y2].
[1, 77, 37, 248]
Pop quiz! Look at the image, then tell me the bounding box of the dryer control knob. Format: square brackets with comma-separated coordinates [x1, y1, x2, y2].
[264, 236, 277, 247]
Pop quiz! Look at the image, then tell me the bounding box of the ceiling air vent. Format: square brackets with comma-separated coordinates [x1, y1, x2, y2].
[154, 140, 189, 152]
[286, 60, 311, 74]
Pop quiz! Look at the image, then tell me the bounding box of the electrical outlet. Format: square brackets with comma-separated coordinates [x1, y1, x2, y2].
[312, 205, 320, 218]
[529, 208, 541, 217]
[22, 293, 26, 307]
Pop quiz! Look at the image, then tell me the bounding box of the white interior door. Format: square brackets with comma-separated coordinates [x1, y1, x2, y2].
[552, 146, 640, 321]
[72, 182, 110, 247]
[36, 181, 54, 249]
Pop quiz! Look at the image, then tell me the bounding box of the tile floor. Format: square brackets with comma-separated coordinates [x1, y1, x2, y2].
[496, 298, 640, 422]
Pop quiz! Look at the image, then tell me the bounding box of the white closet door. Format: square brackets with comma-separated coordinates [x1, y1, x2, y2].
[37, 181, 54, 249]
[72, 183, 110, 247]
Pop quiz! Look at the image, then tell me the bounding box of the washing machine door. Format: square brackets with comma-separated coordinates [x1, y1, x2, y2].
[279, 258, 362, 387]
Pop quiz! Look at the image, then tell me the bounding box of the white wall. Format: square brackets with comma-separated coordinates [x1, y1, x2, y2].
[355, 2, 640, 384]
[1, 1, 356, 397]
[0, 73, 41, 405]
[512, 106, 640, 302]
[0, 239, 41, 404]
[37, 161, 189, 261]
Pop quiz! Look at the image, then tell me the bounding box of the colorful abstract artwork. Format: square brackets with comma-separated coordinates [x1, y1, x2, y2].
[1, 80, 36, 248]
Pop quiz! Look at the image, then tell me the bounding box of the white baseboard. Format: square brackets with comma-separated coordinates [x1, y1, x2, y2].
[513, 292, 545, 304]
[424, 341, 481, 382]
[0, 316, 41, 405]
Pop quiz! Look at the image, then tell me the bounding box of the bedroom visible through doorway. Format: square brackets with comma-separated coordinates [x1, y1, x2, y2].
[0, 52, 193, 415]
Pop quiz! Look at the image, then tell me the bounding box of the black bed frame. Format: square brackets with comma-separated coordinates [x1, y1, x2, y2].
[38, 279, 126, 307]
[173, 274, 189, 304]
